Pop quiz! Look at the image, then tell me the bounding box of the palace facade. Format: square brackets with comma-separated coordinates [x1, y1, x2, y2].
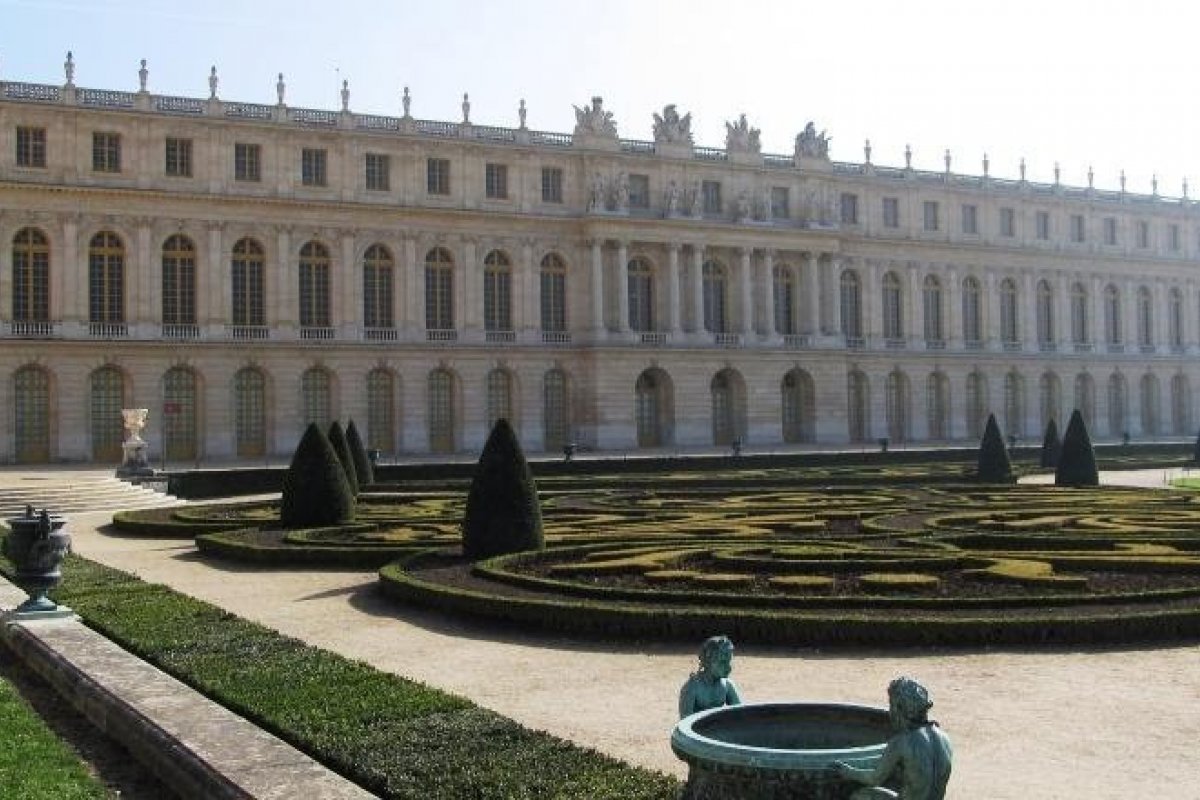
[2, 58, 1198, 464]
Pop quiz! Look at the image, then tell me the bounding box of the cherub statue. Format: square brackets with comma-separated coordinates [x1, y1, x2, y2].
[679, 635, 743, 718]
[836, 677, 953, 800]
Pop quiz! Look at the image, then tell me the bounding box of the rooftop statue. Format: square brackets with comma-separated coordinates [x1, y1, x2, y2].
[653, 104, 693, 145]
[679, 635, 743, 718]
[836, 677, 953, 800]
[574, 96, 617, 138]
[795, 121, 831, 159]
[725, 114, 761, 154]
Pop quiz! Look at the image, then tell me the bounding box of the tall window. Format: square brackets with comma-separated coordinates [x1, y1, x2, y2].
[92, 132, 120, 172]
[1070, 282, 1088, 344]
[162, 367, 198, 461]
[1108, 373, 1128, 437]
[367, 368, 395, 454]
[363, 244, 394, 329]
[234, 367, 266, 458]
[923, 275, 943, 344]
[1169, 288, 1184, 347]
[89, 366, 125, 462]
[999, 207, 1015, 237]
[999, 278, 1018, 345]
[161, 234, 196, 326]
[234, 142, 261, 182]
[301, 368, 332, 428]
[885, 370, 910, 443]
[628, 174, 650, 209]
[1104, 284, 1122, 345]
[425, 247, 454, 331]
[540, 253, 567, 332]
[925, 372, 948, 440]
[840, 193, 859, 225]
[12, 228, 49, 323]
[771, 187, 790, 219]
[882, 197, 900, 228]
[1141, 374, 1161, 436]
[427, 158, 450, 195]
[1004, 371, 1024, 439]
[781, 369, 814, 443]
[543, 369, 570, 451]
[428, 369, 456, 453]
[1137, 286, 1154, 347]
[702, 260, 727, 333]
[882, 271, 903, 341]
[961, 204, 978, 235]
[365, 153, 390, 191]
[1170, 224, 1181, 252]
[1136, 220, 1150, 249]
[484, 251, 513, 332]
[710, 370, 742, 446]
[840, 269, 862, 340]
[773, 264, 795, 335]
[298, 241, 331, 328]
[966, 371, 987, 439]
[1036, 211, 1050, 240]
[636, 369, 672, 447]
[1075, 373, 1096, 430]
[961, 276, 981, 345]
[165, 137, 192, 177]
[847, 371, 870, 443]
[1172, 375, 1191, 435]
[628, 258, 654, 332]
[702, 181, 721, 214]
[1040, 372, 1061, 432]
[541, 167, 563, 203]
[1104, 217, 1118, 245]
[14, 365, 50, 463]
[16, 126, 46, 168]
[485, 163, 508, 199]
[301, 148, 327, 186]
[1069, 214, 1085, 243]
[88, 232, 124, 323]
[1036, 279, 1054, 345]
[231, 238, 265, 327]
[922, 201, 939, 231]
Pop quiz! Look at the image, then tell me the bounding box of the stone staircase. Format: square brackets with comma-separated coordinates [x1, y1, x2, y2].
[0, 473, 183, 516]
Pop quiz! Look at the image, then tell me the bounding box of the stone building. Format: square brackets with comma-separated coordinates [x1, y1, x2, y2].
[1, 56, 1197, 463]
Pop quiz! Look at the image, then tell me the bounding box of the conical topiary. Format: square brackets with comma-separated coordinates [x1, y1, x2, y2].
[1040, 418, 1062, 469]
[346, 420, 374, 487]
[280, 423, 355, 527]
[976, 413, 1014, 483]
[1054, 409, 1099, 487]
[327, 421, 359, 497]
[462, 418, 544, 560]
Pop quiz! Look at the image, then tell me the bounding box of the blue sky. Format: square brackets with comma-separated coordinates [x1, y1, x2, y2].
[3, 0, 1198, 194]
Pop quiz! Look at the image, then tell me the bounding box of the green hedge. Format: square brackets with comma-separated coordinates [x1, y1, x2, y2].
[195, 528, 419, 568]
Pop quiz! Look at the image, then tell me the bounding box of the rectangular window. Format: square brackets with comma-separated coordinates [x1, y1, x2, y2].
[1137, 220, 1149, 248]
[365, 152, 390, 191]
[999, 207, 1015, 237]
[882, 197, 900, 228]
[628, 173, 650, 209]
[1070, 214, 1085, 243]
[771, 187, 789, 219]
[165, 137, 192, 177]
[1104, 217, 1117, 245]
[923, 200, 939, 231]
[15, 126, 46, 168]
[234, 142, 261, 182]
[92, 132, 121, 173]
[1170, 223, 1181, 252]
[702, 180, 722, 214]
[427, 157, 450, 195]
[962, 204, 978, 235]
[541, 167, 563, 203]
[840, 193, 859, 225]
[301, 148, 327, 187]
[485, 162, 508, 199]
[1036, 211, 1050, 240]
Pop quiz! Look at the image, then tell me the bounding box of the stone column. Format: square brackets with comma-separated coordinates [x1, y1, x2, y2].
[799, 257, 813, 335]
[1091, 276, 1104, 349]
[1123, 278, 1136, 348]
[863, 260, 880, 344]
[137, 220, 154, 327]
[667, 244, 682, 336]
[616, 240, 630, 333]
[762, 249, 776, 338]
[1057, 273, 1071, 348]
[906, 262, 920, 345]
[1154, 280, 1168, 350]
[520, 238, 536, 339]
[819, 255, 834, 335]
[339, 230, 358, 337]
[1186, 280, 1198, 352]
[462, 238, 478, 336]
[589, 239, 604, 334]
[1021, 272, 1035, 348]
[738, 247, 752, 336]
[275, 226, 293, 330]
[947, 266, 961, 348]
[62, 215, 80, 325]
[404, 234, 420, 336]
[205, 222, 223, 332]
[984, 271, 996, 349]
[691, 245, 705, 336]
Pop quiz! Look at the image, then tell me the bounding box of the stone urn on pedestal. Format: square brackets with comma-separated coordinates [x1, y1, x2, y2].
[3, 506, 72, 618]
[117, 407, 154, 477]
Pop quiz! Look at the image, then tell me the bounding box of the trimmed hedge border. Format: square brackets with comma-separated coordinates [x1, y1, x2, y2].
[196, 528, 421, 568]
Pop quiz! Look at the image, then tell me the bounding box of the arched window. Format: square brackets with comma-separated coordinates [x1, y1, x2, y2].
[1036, 279, 1055, 346]
[483, 250, 512, 332]
[847, 370, 869, 442]
[540, 254, 567, 333]
[1137, 286, 1154, 347]
[966, 371, 987, 439]
[363, 244, 394, 329]
[702, 260, 727, 333]
[840, 269, 862, 340]
[89, 232, 124, 324]
[14, 365, 50, 463]
[543, 369, 571, 451]
[367, 368, 395, 454]
[428, 369, 456, 453]
[231, 238, 266, 328]
[962, 276, 981, 345]
[1040, 372, 1061, 433]
[927, 372, 949, 440]
[1103, 284, 1122, 346]
[301, 368, 332, 428]
[162, 234, 196, 327]
[773, 264, 795, 335]
[234, 367, 266, 458]
[1070, 282, 1088, 344]
[635, 369, 673, 447]
[627, 258, 654, 332]
[89, 365, 125, 462]
[882, 271, 903, 341]
[1004, 371, 1024, 439]
[1172, 374, 1191, 435]
[710, 369, 745, 446]
[12, 228, 50, 324]
[1075, 373, 1096, 431]
[1169, 287, 1184, 348]
[923, 275, 943, 344]
[486, 369, 513, 427]
[425, 247, 455, 331]
[162, 366, 198, 461]
[1141, 373, 1161, 436]
[999, 278, 1018, 345]
[885, 370, 910, 443]
[299, 242, 331, 328]
[1107, 373, 1128, 438]
[781, 369, 815, 443]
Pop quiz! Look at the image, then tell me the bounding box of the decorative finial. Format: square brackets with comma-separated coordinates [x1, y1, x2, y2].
[1120, 169, 1127, 192]
[944, 148, 951, 173]
[1088, 165, 1094, 188]
[341, 79, 349, 112]
[904, 144, 912, 170]
[983, 153, 990, 177]
[208, 66, 218, 100]
[1152, 174, 1159, 196]
[64, 50, 75, 86]
[1019, 157, 1026, 181]
[276, 72, 285, 106]
[462, 92, 470, 123]
[138, 59, 148, 93]
[518, 98, 527, 129]
[402, 85, 411, 118]
[864, 138, 872, 164]
[1054, 162, 1061, 185]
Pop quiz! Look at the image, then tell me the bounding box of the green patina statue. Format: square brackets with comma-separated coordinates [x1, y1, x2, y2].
[678, 635, 743, 718]
[836, 677, 952, 800]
